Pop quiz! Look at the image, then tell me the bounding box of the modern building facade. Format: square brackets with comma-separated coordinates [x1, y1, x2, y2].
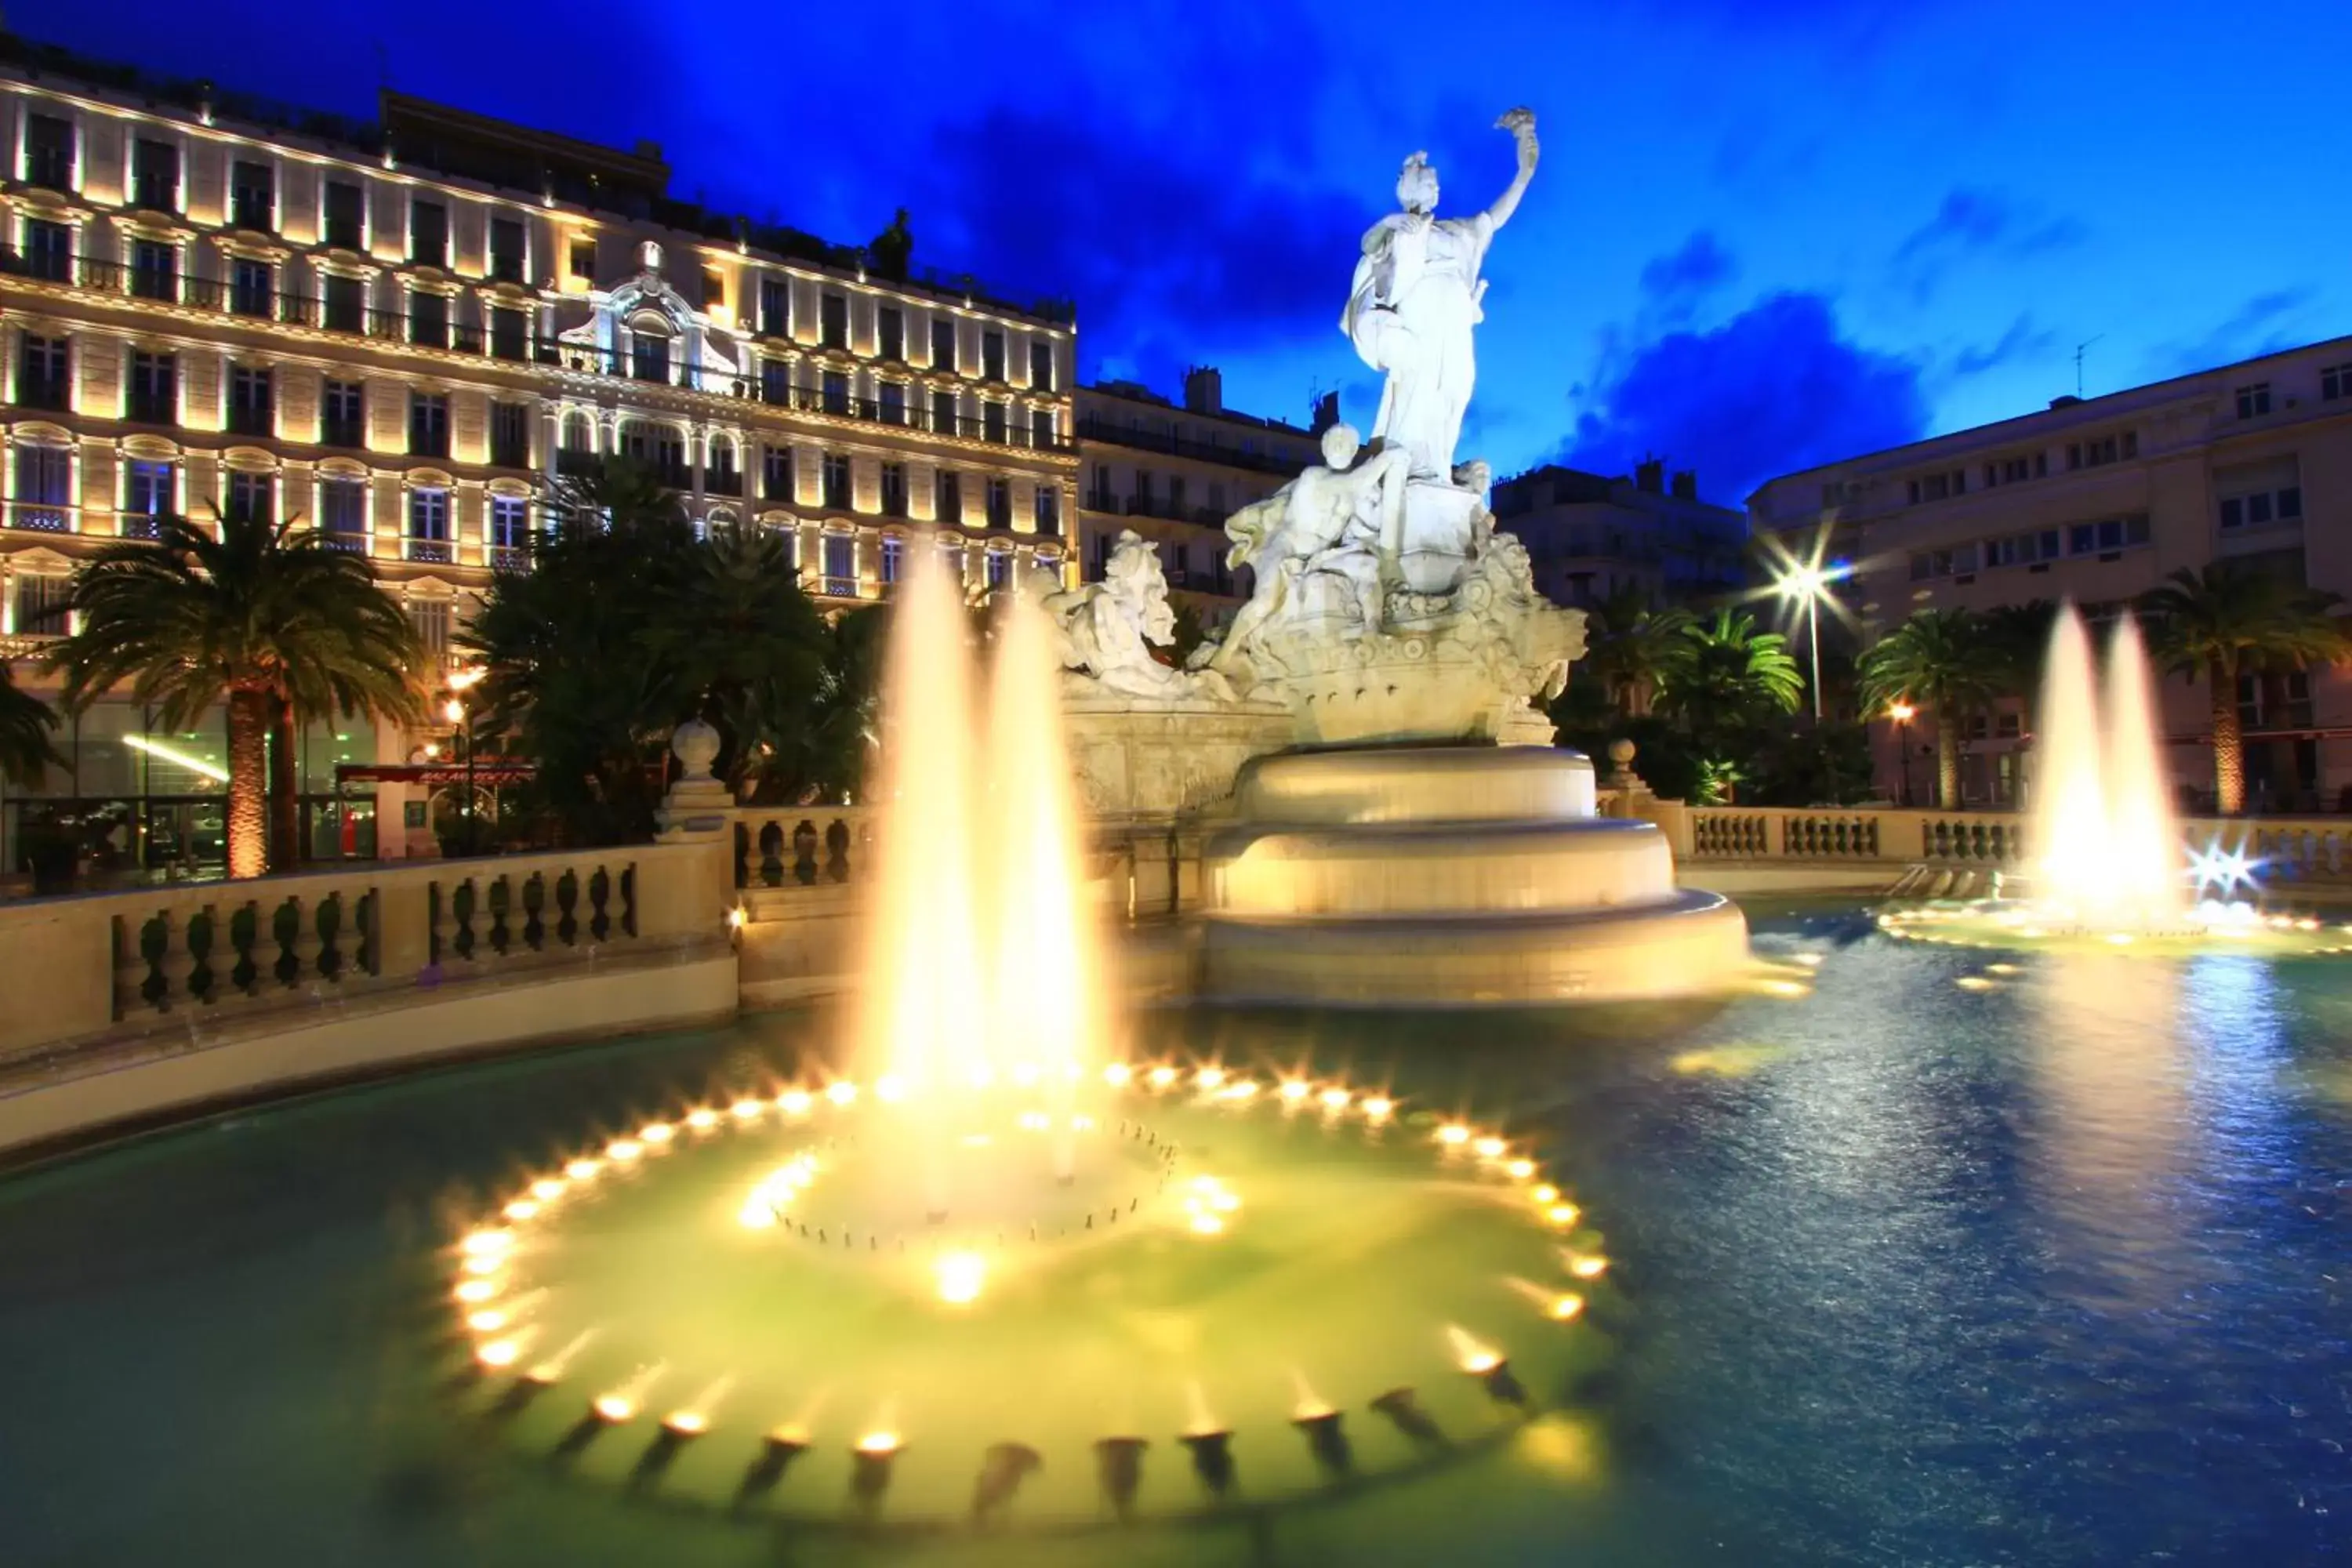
[1749, 335, 2352, 811]
[1491, 459, 1748, 611]
[1075, 368, 1319, 623]
[0, 40, 1076, 876]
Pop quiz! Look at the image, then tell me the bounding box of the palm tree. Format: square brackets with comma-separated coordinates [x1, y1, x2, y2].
[1857, 608, 2001, 809]
[0, 662, 63, 786]
[46, 507, 424, 879]
[1653, 608, 1805, 731]
[2143, 563, 2350, 814]
[1581, 582, 1692, 717]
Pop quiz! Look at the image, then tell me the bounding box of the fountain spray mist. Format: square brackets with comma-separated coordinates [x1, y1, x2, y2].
[858, 546, 984, 1094]
[985, 583, 1108, 1178]
[2033, 603, 2112, 919]
[2101, 613, 2184, 922]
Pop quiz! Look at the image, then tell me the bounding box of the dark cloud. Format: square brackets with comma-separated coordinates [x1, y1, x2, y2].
[1559, 292, 1929, 504]
[1640, 231, 1739, 307]
[1949, 314, 2057, 378]
[1891, 187, 2085, 301]
[2157, 288, 2318, 376]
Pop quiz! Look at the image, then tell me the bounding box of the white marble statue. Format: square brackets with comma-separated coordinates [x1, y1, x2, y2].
[1343, 108, 1538, 486]
[1036, 531, 1233, 702]
[1203, 423, 1409, 677]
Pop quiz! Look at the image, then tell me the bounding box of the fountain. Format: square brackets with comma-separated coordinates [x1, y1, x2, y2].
[1883, 601, 2345, 954]
[439, 545, 1615, 1524]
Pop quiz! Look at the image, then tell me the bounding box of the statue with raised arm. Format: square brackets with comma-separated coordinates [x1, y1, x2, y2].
[1342, 108, 1538, 485]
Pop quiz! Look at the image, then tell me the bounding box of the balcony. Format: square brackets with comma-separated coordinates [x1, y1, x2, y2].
[3, 499, 75, 534]
[230, 198, 274, 235]
[1074, 416, 1307, 476]
[13, 375, 69, 413]
[321, 419, 365, 451]
[554, 448, 600, 478]
[490, 546, 529, 572]
[405, 537, 452, 564]
[704, 468, 744, 498]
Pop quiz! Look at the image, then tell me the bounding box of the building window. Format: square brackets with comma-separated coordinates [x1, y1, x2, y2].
[759, 277, 791, 338]
[1983, 528, 2062, 568]
[931, 387, 957, 436]
[702, 267, 726, 313]
[762, 445, 793, 502]
[568, 238, 596, 281]
[631, 332, 670, 384]
[1030, 341, 1055, 392]
[407, 488, 450, 561]
[880, 533, 902, 586]
[982, 332, 1005, 382]
[22, 218, 70, 282]
[878, 307, 903, 361]
[880, 380, 906, 425]
[936, 468, 961, 524]
[986, 476, 1011, 528]
[128, 350, 177, 426]
[126, 459, 174, 532]
[489, 216, 525, 284]
[13, 445, 72, 532]
[983, 402, 1007, 445]
[12, 572, 72, 631]
[15, 333, 68, 411]
[822, 453, 851, 510]
[986, 549, 1011, 590]
[1034, 485, 1060, 536]
[931, 318, 956, 372]
[231, 160, 275, 233]
[2065, 434, 2131, 470]
[489, 494, 529, 556]
[2220, 488, 2302, 532]
[409, 391, 449, 458]
[2236, 383, 2272, 420]
[1031, 407, 1057, 449]
[323, 180, 365, 249]
[323, 379, 364, 448]
[2323, 364, 2352, 403]
[707, 437, 740, 493]
[880, 462, 907, 517]
[820, 293, 848, 350]
[409, 597, 452, 662]
[230, 257, 272, 318]
[132, 137, 180, 213]
[2064, 514, 2151, 554]
[321, 476, 368, 550]
[226, 470, 273, 525]
[491, 401, 530, 469]
[821, 533, 856, 596]
[410, 199, 448, 267]
[490, 305, 526, 362]
[131, 239, 178, 303]
[228, 365, 273, 437]
[620, 421, 686, 483]
[24, 112, 74, 192]
[323, 274, 365, 334]
[822, 370, 851, 416]
[1905, 468, 1965, 505]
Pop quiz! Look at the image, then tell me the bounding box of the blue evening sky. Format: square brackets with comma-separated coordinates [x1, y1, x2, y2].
[43, 0, 2352, 504]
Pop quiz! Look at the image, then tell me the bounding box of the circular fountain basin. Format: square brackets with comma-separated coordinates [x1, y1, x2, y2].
[1236, 745, 1598, 825]
[446, 1073, 1609, 1526]
[1212, 818, 1676, 916]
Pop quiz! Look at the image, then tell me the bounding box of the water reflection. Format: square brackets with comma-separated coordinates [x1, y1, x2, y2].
[2024, 956, 2193, 1308]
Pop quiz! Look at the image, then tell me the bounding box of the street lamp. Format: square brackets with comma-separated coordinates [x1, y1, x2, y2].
[1888, 701, 1916, 806]
[1775, 561, 1847, 720]
[443, 666, 485, 852]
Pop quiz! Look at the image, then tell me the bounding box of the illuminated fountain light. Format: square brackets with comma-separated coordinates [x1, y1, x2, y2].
[1196, 1066, 1227, 1091]
[529, 1178, 568, 1201]
[780, 1089, 814, 1116]
[1446, 1326, 1505, 1376]
[639, 1122, 676, 1146]
[1437, 1123, 1472, 1148]
[1363, 1096, 1396, 1122]
[1545, 1203, 1581, 1229]
[685, 1108, 720, 1132]
[1102, 1063, 1133, 1087]
[730, 1098, 765, 1122]
[1505, 1159, 1537, 1180]
[476, 1334, 528, 1370]
[503, 1200, 540, 1221]
[935, 1250, 987, 1305]
[605, 1139, 644, 1163]
[1148, 1065, 1179, 1090]
[1319, 1087, 1351, 1112]
[1566, 1253, 1610, 1279]
[855, 1429, 905, 1457]
[454, 1278, 498, 1305]
[826, 1081, 858, 1108]
[1473, 1135, 1507, 1160]
[591, 1363, 666, 1425]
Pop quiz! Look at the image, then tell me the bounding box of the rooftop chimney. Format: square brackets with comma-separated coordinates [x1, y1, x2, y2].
[1183, 365, 1223, 414]
[1670, 470, 1697, 501]
[1310, 390, 1340, 434]
[1635, 457, 1665, 494]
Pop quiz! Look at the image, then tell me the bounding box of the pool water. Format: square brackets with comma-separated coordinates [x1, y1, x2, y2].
[3, 907, 2349, 1566]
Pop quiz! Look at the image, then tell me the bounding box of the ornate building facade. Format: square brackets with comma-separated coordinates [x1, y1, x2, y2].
[0, 44, 1076, 873]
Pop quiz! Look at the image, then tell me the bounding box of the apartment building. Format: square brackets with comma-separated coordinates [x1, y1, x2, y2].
[1491, 459, 1748, 610]
[1075, 368, 1320, 623]
[1749, 335, 2352, 810]
[0, 38, 1076, 874]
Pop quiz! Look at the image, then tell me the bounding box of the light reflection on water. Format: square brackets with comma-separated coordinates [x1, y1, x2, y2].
[0, 911, 2347, 1567]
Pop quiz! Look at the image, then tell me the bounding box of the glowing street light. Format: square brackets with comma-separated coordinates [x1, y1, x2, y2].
[1887, 700, 1917, 805]
[1775, 560, 1849, 720]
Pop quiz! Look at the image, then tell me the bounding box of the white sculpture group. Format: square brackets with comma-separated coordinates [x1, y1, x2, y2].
[1047, 108, 1583, 746]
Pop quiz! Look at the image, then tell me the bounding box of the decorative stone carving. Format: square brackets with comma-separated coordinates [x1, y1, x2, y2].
[1036, 531, 1234, 703]
[671, 717, 722, 782]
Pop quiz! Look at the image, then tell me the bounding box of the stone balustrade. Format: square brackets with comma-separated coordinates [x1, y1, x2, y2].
[727, 805, 877, 890]
[0, 841, 734, 1077]
[1681, 805, 2352, 884]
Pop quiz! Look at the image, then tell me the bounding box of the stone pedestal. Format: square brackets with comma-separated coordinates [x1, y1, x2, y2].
[1062, 695, 1294, 824]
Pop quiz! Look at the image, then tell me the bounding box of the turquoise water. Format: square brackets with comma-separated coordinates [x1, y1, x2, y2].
[3, 907, 2350, 1566]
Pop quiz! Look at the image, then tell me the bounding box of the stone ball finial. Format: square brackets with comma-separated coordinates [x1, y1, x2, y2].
[672, 717, 721, 782]
[640, 239, 663, 274]
[1608, 739, 1636, 767]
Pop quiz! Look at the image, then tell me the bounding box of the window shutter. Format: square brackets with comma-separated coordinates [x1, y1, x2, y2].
[187, 139, 227, 225]
[851, 456, 879, 514]
[182, 350, 221, 430]
[369, 181, 403, 258]
[369, 379, 406, 450]
[371, 474, 402, 543]
[81, 119, 122, 205]
[911, 462, 938, 522]
[277, 365, 321, 440]
[452, 201, 485, 276]
[81, 445, 117, 523]
[78, 335, 121, 416]
[451, 390, 488, 465]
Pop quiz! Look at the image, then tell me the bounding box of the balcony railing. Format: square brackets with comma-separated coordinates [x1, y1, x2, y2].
[704, 469, 743, 497]
[1074, 416, 1311, 476]
[3, 498, 76, 534]
[405, 537, 452, 564]
[1, 250, 1080, 453]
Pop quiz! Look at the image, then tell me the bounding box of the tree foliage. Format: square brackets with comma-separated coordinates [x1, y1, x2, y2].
[0, 662, 62, 787]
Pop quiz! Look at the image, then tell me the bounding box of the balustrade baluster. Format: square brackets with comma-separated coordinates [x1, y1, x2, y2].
[230, 901, 262, 993]
[187, 906, 217, 1003]
[270, 897, 304, 989]
[314, 894, 344, 985]
[452, 878, 479, 962]
[589, 867, 612, 942]
[488, 875, 511, 956]
[522, 873, 546, 951]
[826, 819, 852, 883]
[557, 869, 581, 946]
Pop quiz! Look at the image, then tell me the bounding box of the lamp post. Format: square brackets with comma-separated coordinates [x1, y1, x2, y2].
[1888, 701, 1916, 806]
[1775, 561, 1845, 720]
[445, 666, 485, 853]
